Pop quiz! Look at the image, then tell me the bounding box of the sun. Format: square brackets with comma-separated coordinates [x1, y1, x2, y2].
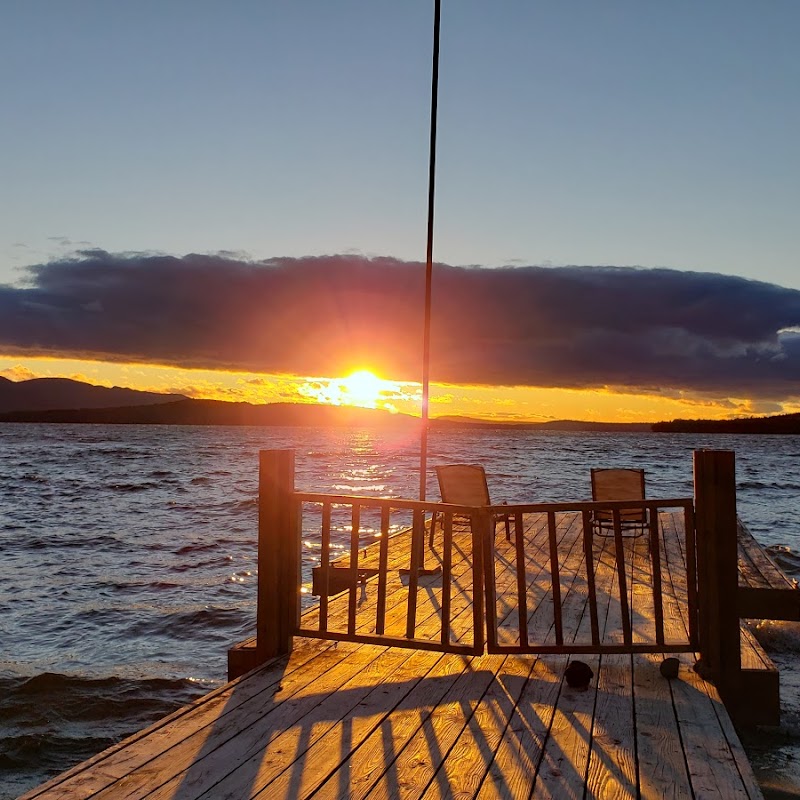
[337, 369, 383, 408]
[297, 369, 416, 412]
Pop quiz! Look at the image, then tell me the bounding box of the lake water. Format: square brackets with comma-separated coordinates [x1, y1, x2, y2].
[1, 423, 799, 799]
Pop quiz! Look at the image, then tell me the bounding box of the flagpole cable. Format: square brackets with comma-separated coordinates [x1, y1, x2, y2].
[419, 0, 441, 501]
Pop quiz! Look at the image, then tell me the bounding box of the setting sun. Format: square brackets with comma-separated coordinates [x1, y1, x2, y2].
[338, 370, 383, 407]
[294, 369, 416, 412]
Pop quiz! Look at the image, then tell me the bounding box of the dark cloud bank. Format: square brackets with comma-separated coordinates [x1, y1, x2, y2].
[3, 250, 800, 403]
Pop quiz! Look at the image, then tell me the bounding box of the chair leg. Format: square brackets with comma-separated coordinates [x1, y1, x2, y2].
[504, 514, 511, 541]
[429, 512, 437, 548]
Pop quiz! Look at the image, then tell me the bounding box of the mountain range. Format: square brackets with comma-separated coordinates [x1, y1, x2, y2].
[0, 377, 186, 414]
[0, 378, 409, 427]
[1, 377, 799, 433]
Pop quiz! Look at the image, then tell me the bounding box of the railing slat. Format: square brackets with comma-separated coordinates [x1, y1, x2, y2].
[513, 512, 528, 649]
[684, 504, 699, 648]
[294, 491, 693, 516]
[440, 512, 453, 647]
[294, 627, 478, 655]
[319, 502, 331, 633]
[472, 509, 487, 654]
[405, 509, 423, 639]
[649, 510, 665, 646]
[347, 503, 360, 637]
[612, 509, 632, 646]
[582, 510, 600, 646]
[482, 510, 498, 653]
[375, 505, 390, 636]
[547, 511, 563, 647]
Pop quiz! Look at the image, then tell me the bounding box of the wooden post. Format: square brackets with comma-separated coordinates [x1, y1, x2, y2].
[256, 449, 299, 662]
[693, 449, 741, 708]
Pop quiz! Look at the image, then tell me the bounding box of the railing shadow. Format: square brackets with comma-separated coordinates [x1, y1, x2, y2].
[159, 649, 698, 799]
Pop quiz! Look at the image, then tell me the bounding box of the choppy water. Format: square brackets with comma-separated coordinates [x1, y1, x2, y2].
[1, 423, 799, 798]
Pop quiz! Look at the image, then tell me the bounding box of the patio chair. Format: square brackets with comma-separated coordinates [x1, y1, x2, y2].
[430, 464, 511, 546]
[590, 467, 648, 537]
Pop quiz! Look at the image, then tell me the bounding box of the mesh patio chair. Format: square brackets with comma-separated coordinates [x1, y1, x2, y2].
[590, 467, 648, 537]
[430, 464, 511, 546]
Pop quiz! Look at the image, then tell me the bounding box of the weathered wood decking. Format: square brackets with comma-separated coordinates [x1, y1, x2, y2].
[22, 510, 769, 800]
[738, 519, 800, 621]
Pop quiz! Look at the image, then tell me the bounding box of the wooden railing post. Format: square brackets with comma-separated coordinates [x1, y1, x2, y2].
[693, 449, 741, 706]
[257, 449, 299, 662]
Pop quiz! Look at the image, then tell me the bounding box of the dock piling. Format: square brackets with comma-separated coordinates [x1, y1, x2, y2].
[693, 449, 742, 710]
[256, 449, 299, 663]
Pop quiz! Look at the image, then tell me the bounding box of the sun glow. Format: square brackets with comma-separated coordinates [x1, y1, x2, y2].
[338, 370, 384, 408]
[296, 369, 414, 411]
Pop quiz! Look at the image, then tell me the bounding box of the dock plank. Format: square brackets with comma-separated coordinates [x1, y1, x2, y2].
[424, 515, 584, 799]
[629, 526, 693, 800]
[530, 534, 619, 799]
[312, 649, 471, 800]
[418, 655, 534, 800]
[99, 643, 396, 800]
[633, 654, 692, 800]
[474, 514, 590, 799]
[207, 647, 445, 800]
[583, 536, 638, 800]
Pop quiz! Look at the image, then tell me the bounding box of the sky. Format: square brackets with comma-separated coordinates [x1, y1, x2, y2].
[1, 1, 799, 422]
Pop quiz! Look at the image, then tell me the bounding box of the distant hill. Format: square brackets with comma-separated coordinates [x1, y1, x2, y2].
[653, 413, 800, 434]
[5, 377, 796, 434]
[0, 377, 186, 413]
[0, 397, 652, 430]
[0, 377, 658, 430]
[0, 397, 418, 428]
[431, 416, 652, 432]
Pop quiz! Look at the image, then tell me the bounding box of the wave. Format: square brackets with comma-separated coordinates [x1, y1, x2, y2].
[169, 556, 237, 573]
[107, 481, 161, 493]
[99, 579, 185, 593]
[126, 607, 248, 639]
[753, 620, 800, 655]
[0, 672, 207, 800]
[175, 542, 219, 555]
[739, 479, 800, 493]
[20, 472, 48, 483]
[13, 532, 123, 550]
[2, 670, 200, 698]
[766, 545, 800, 578]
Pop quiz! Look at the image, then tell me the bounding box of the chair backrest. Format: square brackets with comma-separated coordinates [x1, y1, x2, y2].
[590, 468, 646, 502]
[435, 464, 491, 507]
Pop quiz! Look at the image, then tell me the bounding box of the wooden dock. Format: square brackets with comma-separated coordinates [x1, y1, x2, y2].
[18, 632, 761, 799]
[25, 447, 799, 799]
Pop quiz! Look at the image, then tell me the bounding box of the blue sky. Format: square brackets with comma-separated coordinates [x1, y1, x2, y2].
[1, 2, 800, 422]
[3, 1, 799, 288]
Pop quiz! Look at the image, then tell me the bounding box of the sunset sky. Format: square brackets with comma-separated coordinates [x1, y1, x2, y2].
[2, 2, 799, 422]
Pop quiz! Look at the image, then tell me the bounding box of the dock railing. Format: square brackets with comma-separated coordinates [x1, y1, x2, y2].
[293, 494, 485, 655]
[479, 498, 698, 655]
[241, 449, 742, 709]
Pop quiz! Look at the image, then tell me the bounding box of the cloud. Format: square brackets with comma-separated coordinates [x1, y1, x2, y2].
[2, 250, 800, 402]
[0, 365, 38, 382]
